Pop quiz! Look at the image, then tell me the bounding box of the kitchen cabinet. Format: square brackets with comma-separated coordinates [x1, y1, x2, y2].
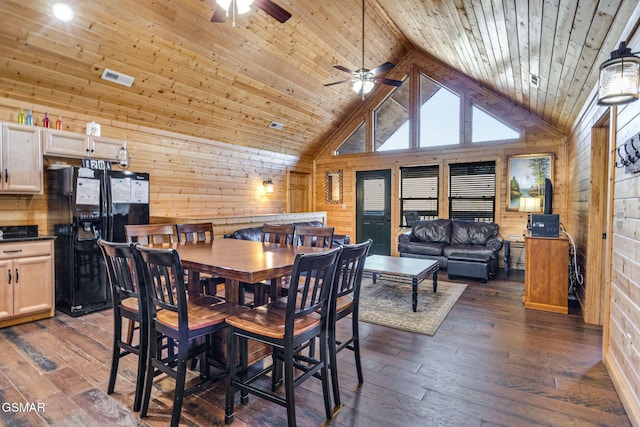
[523, 236, 569, 314]
[43, 128, 123, 160]
[0, 123, 43, 194]
[0, 240, 55, 328]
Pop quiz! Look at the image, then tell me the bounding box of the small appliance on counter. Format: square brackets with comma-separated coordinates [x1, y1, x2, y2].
[0, 225, 39, 240]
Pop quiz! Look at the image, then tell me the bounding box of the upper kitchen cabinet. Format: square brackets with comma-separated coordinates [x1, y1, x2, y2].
[0, 123, 43, 194]
[43, 128, 123, 160]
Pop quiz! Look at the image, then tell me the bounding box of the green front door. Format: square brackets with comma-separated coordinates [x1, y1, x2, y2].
[356, 170, 391, 255]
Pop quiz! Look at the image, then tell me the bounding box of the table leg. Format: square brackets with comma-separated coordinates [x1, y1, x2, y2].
[412, 277, 418, 312]
[432, 270, 438, 292]
[225, 279, 240, 306]
[188, 269, 201, 296]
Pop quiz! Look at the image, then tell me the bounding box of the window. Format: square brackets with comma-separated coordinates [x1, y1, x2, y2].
[375, 78, 410, 152]
[449, 161, 496, 222]
[419, 74, 460, 147]
[363, 178, 385, 215]
[400, 165, 439, 226]
[471, 104, 520, 142]
[335, 121, 366, 155]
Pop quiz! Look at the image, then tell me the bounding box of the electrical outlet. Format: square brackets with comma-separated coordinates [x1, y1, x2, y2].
[625, 332, 633, 355]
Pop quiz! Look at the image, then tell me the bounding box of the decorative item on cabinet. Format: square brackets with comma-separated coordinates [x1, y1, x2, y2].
[17, 108, 24, 125]
[42, 112, 50, 128]
[25, 109, 34, 126]
[115, 141, 130, 169]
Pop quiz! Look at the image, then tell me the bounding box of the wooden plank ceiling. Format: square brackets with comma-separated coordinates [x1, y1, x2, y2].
[0, 0, 635, 158]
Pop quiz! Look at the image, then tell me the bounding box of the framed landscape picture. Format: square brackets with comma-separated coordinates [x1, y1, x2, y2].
[506, 153, 554, 211]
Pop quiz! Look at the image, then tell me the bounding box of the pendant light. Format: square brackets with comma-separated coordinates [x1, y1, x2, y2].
[597, 42, 640, 106]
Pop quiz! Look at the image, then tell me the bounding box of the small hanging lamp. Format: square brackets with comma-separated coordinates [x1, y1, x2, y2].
[597, 42, 640, 106]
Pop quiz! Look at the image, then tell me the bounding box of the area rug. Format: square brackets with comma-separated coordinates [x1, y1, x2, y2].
[358, 277, 467, 336]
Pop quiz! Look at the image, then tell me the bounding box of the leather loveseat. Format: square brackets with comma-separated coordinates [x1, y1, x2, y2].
[398, 219, 503, 276]
[225, 221, 350, 248]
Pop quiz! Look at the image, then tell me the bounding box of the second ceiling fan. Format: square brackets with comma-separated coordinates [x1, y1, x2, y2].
[325, 0, 403, 98]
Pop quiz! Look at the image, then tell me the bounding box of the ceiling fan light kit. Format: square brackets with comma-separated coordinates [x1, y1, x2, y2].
[217, 0, 254, 14]
[211, 0, 291, 26]
[597, 41, 640, 106]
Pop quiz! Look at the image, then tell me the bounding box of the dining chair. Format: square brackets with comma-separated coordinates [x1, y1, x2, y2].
[293, 225, 334, 248]
[175, 222, 214, 243]
[327, 239, 372, 408]
[261, 223, 295, 245]
[125, 223, 176, 246]
[175, 222, 225, 297]
[133, 244, 243, 427]
[240, 223, 297, 307]
[97, 239, 148, 412]
[225, 247, 343, 427]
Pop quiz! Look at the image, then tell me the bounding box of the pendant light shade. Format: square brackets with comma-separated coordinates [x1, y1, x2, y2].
[597, 42, 640, 106]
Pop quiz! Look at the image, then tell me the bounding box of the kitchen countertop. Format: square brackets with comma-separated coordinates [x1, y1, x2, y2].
[0, 236, 57, 243]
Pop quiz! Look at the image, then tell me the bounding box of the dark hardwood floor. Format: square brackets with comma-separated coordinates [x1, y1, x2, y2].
[0, 271, 631, 426]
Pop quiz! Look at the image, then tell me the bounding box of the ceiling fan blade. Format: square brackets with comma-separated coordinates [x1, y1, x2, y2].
[375, 77, 404, 87]
[324, 79, 352, 87]
[254, 0, 292, 23]
[211, 5, 227, 22]
[369, 61, 395, 76]
[334, 65, 355, 74]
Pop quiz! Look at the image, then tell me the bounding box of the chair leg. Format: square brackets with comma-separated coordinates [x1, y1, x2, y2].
[107, 317, 121, 395]
[225, 328, 237, 424]
[328, 324, 341, 408]
[140, 329, 158, 419]
[170, 346, 189, 427]
[283, 345, 297, 427]
[353, 315, 363, 384]
[320, 331, 332, 420]
[133, 319, 148, 412]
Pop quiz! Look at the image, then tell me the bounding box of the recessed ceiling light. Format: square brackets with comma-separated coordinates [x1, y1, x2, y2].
[52, 3, 74, 22]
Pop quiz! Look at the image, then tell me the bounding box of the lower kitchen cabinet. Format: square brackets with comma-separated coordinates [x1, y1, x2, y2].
[0, 239, 55, 328]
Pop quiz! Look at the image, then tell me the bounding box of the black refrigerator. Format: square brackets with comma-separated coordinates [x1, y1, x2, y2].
[48, 166, 150, 316]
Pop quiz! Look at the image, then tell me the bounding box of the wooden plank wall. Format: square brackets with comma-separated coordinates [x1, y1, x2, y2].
[313, 50, 567, 258]
[566, 15, 640, 425]
[0, 96, 310, 235]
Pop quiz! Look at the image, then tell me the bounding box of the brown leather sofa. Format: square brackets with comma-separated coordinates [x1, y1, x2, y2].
[225, 221, 350, 248]
[398, 219, 503, 276]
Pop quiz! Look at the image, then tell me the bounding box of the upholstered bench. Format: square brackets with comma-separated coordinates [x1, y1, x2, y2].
[447, 252, 491, 282]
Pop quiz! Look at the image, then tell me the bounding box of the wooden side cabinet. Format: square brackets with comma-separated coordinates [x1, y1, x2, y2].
[0, 240, 55, 328]
[524, 236, 569, 314]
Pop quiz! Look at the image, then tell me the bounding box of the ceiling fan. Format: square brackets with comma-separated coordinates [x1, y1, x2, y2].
[324, 0, 403, 99]
[211, 0, 291, 27]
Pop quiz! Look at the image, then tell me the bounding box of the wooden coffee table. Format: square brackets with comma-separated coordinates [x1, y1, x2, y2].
[363, 255, 439, 312]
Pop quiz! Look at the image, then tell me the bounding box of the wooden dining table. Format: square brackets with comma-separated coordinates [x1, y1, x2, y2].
[173, 238, 327, 305]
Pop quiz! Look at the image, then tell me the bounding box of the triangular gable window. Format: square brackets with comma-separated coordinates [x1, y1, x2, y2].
[471, 104, 520, 142]
[335, 121, 366, 155]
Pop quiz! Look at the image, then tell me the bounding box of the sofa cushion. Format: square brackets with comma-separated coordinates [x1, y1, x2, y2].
[411, 219, 451, 244]
[443, 244, 498, 261]
[451, 220, 498, 245]
[398, 241, 447, 256]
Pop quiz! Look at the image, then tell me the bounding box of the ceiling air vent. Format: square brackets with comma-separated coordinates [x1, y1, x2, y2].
[269, 121, 284, 130]
[101, 68, 135, 87]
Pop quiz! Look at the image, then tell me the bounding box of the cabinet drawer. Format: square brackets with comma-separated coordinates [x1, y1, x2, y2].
[0, 241, 52, 259]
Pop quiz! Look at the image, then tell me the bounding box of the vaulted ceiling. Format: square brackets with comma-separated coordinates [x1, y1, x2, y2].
[0, 0, 636, 158]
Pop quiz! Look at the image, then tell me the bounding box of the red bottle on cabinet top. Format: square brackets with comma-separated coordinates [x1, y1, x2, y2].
[42, 112, 50, 128]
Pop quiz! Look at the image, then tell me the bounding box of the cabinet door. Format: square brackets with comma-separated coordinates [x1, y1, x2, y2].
[12, 255, 53, 317]
[0, 259, 13, 319]
[43, 128, 89, 158]
[91, 135, 123, 160]
[1, 123, 43, 193]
